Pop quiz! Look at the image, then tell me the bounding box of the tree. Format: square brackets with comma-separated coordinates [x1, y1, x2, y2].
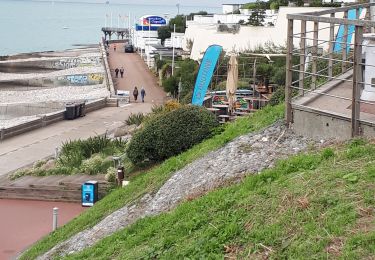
[186, 11, 208, 21]
[175, 59, 199, 100]
[162, 76, 178, 97]
[247, 9, 265, 26]
[169, 15, 186, 33]
[157, 26, 171, 44]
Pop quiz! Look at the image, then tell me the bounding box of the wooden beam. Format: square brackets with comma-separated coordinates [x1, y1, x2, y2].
[351, 25, 363, 137]
[287, 3, 375, 19]
[342, 11, 348, 73]
[287, 14, 375, 27]
[286, 19, 294, 126]
[311, 21, 318, 89]
[328, 13, 335, 79]
[299, 20, 306, 96]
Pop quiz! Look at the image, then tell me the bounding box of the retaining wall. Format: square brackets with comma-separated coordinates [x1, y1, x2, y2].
[0, 98, 111, 141]
[99, 41, 115, 95]
[292, 106, 375, 140]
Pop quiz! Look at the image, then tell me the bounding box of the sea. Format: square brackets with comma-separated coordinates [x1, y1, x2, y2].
[0, 0, 220, 56]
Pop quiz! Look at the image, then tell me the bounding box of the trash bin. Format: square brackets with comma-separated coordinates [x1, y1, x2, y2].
[75, 103, 81, 118]
[79, 102, 86, 117]
[81, 181, 98, 207]
[65, 103, 76, 120]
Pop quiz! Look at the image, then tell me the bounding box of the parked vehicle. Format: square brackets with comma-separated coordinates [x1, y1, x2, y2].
[124, 44, 134, 53]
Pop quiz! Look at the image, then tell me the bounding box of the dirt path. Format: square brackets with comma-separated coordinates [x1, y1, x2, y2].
[107, 43, 166, 104]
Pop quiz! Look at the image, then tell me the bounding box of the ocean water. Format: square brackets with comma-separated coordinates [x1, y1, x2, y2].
[0, 0, 220, 56]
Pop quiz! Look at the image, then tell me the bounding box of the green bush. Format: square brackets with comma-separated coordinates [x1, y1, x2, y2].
[125, 113, 145, 126]
[105, 167, 117, 183]
[127, 105, 219, 164]
[57, 136, 126, 169]
[80, 155, 113, 175]
[269, 86, 285, 106]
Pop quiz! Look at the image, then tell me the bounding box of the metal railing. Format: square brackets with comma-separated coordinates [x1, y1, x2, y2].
[285, 3, 375, 137]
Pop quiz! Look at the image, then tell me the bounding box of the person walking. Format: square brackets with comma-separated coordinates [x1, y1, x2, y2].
[113, 44, 117, 52]
[115, 67, 119, 78]
[133, 86, 139, 102]
[120, 67, 124, 78]
[141, 87, 146, 103]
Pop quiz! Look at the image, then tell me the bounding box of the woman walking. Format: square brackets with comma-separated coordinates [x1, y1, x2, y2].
[133, 86, 139, 102]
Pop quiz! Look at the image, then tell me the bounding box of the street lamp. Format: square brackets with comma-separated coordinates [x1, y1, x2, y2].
[172, 24, 176, 76]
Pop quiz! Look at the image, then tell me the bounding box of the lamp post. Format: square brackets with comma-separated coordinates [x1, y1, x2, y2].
[147, 17, 151, 67]
[172, 23, 176, 76]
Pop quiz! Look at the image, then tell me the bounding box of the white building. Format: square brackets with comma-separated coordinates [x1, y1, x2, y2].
[164, 33, 185, 48]
[222, 4, 244, 14]
[184, 7, 347, 60]
[187, 9, 278, 26]
[133, 15, 167, 50]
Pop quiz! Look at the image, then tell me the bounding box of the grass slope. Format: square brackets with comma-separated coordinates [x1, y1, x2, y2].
[21, 105, 284, 260]
[64, 140, 375, 260]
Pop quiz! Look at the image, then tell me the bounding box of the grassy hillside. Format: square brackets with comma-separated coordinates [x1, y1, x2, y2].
[65, 139, 374, 259]
[21, 105, 284, 260]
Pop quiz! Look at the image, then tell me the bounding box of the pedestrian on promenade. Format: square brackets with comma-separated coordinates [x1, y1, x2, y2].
[114, 44, 117, 52]
[115, 68, 119, 78]
[120, 67, 124, 78]
[133, 86, 139, 102]
[141, 87, 146, 103]
[106, 40, 109, 48]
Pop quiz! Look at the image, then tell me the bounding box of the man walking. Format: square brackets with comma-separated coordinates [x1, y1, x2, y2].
[115, 67, 119, 78]
[120, 67, 124, 78]
[141, 87, 146, 103]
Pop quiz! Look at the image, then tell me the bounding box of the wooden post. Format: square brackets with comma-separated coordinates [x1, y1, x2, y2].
[311, 21, 318, 89]
[328, 13, 335, 79]
[351, 25, 363, 137]
[363, 7, 371, 33]
[286, 19, 294, 126]
[299, 20, 306, 95]
[342, 10, 348, 73]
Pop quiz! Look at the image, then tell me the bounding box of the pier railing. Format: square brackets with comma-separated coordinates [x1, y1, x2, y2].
[285, 3, 375, 137]
[100, 39, 115, 95]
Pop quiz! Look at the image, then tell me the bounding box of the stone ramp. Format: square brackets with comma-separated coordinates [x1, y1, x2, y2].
[0, 174, 109, 202]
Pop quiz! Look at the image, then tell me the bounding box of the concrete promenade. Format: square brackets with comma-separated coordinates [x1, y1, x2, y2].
[0, 43, 166, 177]
[108, 43, 166, 103]
[0, 104, 152, 177]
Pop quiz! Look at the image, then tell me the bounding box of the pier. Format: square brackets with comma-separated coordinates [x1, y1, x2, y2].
[101, 27, 130, 40]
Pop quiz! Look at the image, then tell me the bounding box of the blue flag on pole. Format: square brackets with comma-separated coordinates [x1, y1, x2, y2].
[334, 8, 362, 53]
[191, 45, 223, 106]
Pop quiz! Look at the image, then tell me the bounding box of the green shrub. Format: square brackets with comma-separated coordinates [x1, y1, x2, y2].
[105, 167, 117, 183]
[127, 105, 219, 164]
[57, 136, 126, 169]
[125, 113, 145, 126]
[80, 155, 112, 175]
[269, 86, 285, 106]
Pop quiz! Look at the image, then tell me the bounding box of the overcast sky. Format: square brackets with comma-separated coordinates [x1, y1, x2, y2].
[41, 0, 252, 8]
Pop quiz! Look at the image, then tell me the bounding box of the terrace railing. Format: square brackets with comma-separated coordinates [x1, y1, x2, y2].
[285, 3, 375, 137]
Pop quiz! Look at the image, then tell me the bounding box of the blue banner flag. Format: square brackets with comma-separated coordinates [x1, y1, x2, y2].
[192, 45, 223, 106]
[334, 8, 362, 53]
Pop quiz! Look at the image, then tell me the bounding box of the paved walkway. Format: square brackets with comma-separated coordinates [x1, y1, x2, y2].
[0, 104, 152, 177]
[108, 43, 166, 103]
[0, 43, 167, 177]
